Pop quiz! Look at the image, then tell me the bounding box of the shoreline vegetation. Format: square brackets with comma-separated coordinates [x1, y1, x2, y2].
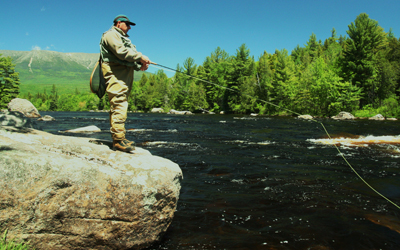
[1, 230, 34, 250]
[2, 13, 400, 119]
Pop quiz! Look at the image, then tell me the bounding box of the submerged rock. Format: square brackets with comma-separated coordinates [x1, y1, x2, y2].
[7, 98, 41, 118]
[0, 117, 182, 249]
[60, 125, 101, 133]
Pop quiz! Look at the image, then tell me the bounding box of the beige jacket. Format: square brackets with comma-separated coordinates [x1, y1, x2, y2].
[100, 26, 142, 70]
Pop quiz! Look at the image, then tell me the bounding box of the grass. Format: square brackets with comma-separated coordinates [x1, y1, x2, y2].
[0, 230, 34, 250]
[17, 68, 148, 96]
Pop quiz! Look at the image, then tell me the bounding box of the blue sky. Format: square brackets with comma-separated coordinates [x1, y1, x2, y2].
[1, 0, 400, 76]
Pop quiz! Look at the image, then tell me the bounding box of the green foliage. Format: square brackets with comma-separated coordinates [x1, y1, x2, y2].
[11, 13, 400, 118]
[301, 57, 361, 116]
[0, 55, 20, 109]
[1, 230, 34, 250]
[353, 96, 399, 118]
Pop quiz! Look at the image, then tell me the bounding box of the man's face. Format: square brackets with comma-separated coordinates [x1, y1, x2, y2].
[117, 21, 131, 34]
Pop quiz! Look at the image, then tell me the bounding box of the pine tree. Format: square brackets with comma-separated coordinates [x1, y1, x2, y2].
[230, 44, 255, 112]
[0, 55, 20, 109]
[341, 13, 386, 107]
[49, 84, 58, 111]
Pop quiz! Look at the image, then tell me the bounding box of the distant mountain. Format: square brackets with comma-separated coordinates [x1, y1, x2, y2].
[0, 50, 149, 96]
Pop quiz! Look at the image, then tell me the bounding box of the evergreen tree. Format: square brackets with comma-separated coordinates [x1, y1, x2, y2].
[0, 55, 20, 109]
[341, 13, 387, 108]
[305, 33, 322, 62]
[200, 47, 233, 112]
[272, 49, 297, 112]
[230, 44, 255, 112]
[254, 51, 277, 113]
[49, 84, 58, 111]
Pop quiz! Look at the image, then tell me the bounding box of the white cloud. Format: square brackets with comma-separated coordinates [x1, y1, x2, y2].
[32, 45, 41, 51]
[41, 6, 45, 11]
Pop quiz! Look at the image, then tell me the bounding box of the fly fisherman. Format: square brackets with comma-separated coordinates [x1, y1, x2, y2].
[100, 14, 151, 152]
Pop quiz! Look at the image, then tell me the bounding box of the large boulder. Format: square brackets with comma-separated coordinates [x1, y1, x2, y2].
[331, 111, 355, 120]
[7, 98, 41, 118]
[0, 117, 182, 249]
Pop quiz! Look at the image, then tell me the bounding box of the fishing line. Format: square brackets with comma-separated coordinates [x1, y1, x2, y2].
[150, 63, 400, 210]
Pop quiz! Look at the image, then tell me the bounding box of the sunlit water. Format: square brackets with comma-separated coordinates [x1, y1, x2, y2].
[35, 112, 400, 250]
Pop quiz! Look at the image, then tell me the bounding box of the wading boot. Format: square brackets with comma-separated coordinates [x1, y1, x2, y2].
[113, 139, 135, 152]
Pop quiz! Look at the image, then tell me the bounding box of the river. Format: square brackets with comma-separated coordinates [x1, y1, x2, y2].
[35, 111, 400, 250]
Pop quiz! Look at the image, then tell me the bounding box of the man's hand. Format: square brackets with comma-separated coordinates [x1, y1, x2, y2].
[140, 55, 150, 71]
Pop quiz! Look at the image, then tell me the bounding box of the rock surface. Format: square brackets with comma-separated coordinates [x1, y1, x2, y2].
[331, 111, 355, 120]
[37, 115, 56, 121]
[0, 115, 182, 250]
[298, 114, 313, 120]
[369, 114, 385, 120]
[0, 110, 34, 129]
[7, 98, 41, 118]
[168, 109, 193, 115]
[151, 108, 164, 113]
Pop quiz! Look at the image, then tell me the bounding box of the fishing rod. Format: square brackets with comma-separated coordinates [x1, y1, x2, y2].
[150, 62, 400, 211]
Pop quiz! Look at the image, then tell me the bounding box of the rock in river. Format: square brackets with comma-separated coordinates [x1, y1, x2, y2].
[60, 125, 101, 133]
[0, 115, 183, 250]
[7, 98, 41, 118]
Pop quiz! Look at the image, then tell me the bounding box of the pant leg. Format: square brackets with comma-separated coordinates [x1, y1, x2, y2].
[102, 62, 134, 141]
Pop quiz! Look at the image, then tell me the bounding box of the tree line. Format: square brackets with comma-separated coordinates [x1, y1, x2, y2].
[2, 13, 400, 117]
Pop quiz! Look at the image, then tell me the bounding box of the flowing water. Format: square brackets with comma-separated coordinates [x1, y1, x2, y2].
[35, 112, 400, 250]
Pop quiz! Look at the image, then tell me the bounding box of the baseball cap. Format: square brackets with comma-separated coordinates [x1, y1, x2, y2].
[113, 15, 136, 26]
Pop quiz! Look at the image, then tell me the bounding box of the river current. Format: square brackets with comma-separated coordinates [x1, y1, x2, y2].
[35, 111, 400, 250]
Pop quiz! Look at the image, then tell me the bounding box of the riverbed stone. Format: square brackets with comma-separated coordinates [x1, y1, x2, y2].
[7, 98, 41, 118]
[0, 119, 182, 249]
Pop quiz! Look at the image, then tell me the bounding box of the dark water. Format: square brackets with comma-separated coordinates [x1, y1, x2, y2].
[35, 112, 400, 250]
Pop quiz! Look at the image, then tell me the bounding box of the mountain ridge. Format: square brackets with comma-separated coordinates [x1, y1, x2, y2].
[0, 50, 149, 96]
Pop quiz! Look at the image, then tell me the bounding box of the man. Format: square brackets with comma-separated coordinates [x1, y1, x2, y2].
[100, 14, 151, 152]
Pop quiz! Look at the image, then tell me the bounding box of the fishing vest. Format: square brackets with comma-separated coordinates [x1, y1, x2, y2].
[100, 26, 142, 70]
